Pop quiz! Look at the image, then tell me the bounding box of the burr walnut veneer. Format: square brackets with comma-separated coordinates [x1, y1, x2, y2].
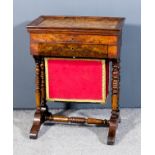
[27, 15, 125, 145]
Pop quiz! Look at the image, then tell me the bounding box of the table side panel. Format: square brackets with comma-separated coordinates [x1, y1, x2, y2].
[29, 33, 120, 58]
[30, 33, 118, 45]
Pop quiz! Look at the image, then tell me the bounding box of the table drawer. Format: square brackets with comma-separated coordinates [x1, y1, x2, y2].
[31, 43, 108, 58]
[31, 33, 118, 45]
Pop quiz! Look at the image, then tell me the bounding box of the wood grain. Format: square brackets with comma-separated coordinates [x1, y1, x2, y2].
[31, 33, 118, 45]
[46, 115, 109, 126]
[111, 60, 120, 111]
[40, 58, 46, 105]
[34, 57, 41, 109]
[31, 43, 108, 58]
[27, 15, 125, 30]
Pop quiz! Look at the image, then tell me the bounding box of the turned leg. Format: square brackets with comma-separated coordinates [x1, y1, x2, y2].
[30, 57, 42, 139]
[40, 57, 47, 106]
[40, 57, 51, 116]
[30, 57, 52, 139]
[107, 60, 120, 145]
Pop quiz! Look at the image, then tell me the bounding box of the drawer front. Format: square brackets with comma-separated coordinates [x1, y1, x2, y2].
[31, 33, 118, 45]
[31, 43, 108, 58]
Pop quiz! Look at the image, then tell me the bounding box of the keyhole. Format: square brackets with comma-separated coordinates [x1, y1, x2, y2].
[71, 47, 74, 50]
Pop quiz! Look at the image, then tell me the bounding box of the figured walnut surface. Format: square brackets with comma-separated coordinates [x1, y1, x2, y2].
[30, 33, 118, 45]
[27, 16, 125, 30]
[27, 16, 124, 59]
[39, 18, 117, 29]
[31, 43, 108, 58]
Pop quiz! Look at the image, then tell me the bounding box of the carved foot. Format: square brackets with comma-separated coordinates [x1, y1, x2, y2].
[30, 106, 52, 139]
[107, 119, 118, 145]
[107, 111, 120, 145]
[30, 124, 41, 139]
[30, 110, 42, 139]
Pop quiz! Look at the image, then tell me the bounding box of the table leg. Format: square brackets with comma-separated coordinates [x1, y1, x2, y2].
[30, 57, 51, 139]
[107, 60, 120, 145]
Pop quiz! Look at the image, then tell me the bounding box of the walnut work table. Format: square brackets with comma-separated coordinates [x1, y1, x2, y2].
[27, 16, 125, 145]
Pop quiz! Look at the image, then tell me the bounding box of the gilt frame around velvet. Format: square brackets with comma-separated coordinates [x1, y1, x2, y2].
[45, 58, 109, 104]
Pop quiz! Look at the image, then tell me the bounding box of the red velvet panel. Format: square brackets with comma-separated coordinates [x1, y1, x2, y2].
[46, 59, 109, 103]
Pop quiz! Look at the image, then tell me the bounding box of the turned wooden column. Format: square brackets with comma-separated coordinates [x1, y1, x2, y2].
[40, 57, 46, 106]
[46, 115, 109, 126]
[111, 60, 120, 112]
[107, 59, 120, 145]
[34, 57, 41, 110]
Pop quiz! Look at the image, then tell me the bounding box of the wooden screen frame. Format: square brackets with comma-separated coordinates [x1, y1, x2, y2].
[45, 58, 108, 104]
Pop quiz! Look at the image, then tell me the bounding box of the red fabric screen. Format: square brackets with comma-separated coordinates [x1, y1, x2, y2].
[45, 58, 109, 104]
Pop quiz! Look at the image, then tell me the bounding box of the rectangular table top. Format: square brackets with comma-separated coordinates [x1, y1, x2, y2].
[27, 15, 125, 31]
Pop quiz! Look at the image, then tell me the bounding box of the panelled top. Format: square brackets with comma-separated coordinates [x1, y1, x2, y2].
[27, 16, 125, 34]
